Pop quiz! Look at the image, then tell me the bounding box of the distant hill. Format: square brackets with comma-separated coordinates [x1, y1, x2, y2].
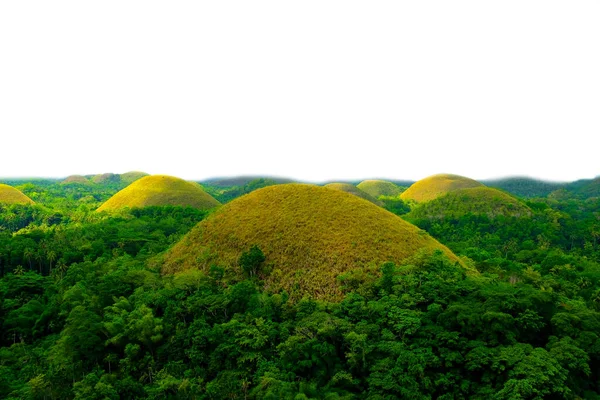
[401, 174, 483, 203]
[324, 183, 384, 206]
[61, 175, 90, 185]
[91, 173, 121, 185]
[120, 171, 150, 185]
[202, 176, 295, 188]
[0, 184, 35, 205]
[483, 177, 566, 198]
[356, 180, 404, 198]
[564, 177, 600, 198]
[162, 184, 464, 300]
[405, 187, 532, 222]
[97, 175, 220, 212]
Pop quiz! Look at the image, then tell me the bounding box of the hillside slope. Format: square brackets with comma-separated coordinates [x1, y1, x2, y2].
[163, 184, 463, 300]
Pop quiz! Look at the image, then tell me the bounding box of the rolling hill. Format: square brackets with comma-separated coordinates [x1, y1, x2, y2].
[120, 171, 149, 185]
[162, 184, 463, 300]
[401, 173, 484, 202]
[405, 187, 532, 222]
[97, 175, 220, 212]
[324, 183, 383, 206]
[61, 175, 90, 185]
[0, 184, 35, 205]
[356, 180, 404, 198]
[483, 177, 566, 198]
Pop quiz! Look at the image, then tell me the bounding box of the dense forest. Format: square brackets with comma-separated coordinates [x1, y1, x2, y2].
[1, 173, 600, 399]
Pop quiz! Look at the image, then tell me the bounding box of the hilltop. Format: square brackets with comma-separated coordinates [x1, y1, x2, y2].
[91, 173, 121, 185]
[120, 171, 149, 185]
[162, 184, 463, 300]
[356, 180, 404, 198]
[202, 176, 295, 187]
[483, 177, 566, 198]
[61, 175, 90, 185]
[0, 184, 35, 205]
[401, 173, 484, 202]
[324, 182, 383, 206]
[97, 175, 220, 212]
[405, 187, 532, 222]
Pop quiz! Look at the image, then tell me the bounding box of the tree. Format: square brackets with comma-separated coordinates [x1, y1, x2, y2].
[239, 245, 266, 278]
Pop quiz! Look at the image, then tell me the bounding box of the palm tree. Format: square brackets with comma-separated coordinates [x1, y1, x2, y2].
[14, 265, 25, 276]
[24, 248, 34, 271]
[47, 250, 57, 273]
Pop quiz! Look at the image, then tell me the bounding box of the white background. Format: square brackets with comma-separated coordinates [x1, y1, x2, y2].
[1, 1, 598, 182]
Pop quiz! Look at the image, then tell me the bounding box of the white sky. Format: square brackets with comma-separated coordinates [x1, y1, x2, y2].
[1, 1, 599, 182]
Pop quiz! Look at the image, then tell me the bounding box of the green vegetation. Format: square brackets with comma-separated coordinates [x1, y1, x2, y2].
[0, 184, 35, 205]
[405, 187, 532, 221]
[164, 184, 462, 300]
[324, 182, 383, 206]
[202, 178, 287, 203]
[97, 175, 220, 212]
[401, 173, 484, 203]
[61, 175, 90, 185]
[484, 177, 567, 198]
[120, 171, 150, 185]
[356, 179, 404, 198]
[1, 173, 600, 398]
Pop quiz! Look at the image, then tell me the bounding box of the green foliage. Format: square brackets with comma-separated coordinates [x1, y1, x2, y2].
[1, 175, 600, 399]
[239, 245, 266, 277]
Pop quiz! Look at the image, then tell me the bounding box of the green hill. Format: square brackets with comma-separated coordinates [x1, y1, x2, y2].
[163, 184, 464, 300]
[91, 173, 121, 185]
[356, 180, 404, 198]
[0, 184, 35, 205]
[405, 187, 532, 222]
[324, 183, 383, 206]
[120, 171, 149, 185]
[97, 175, 220, 212]
[401, 173, 483, 203]
[483, 177, 566, 198]
[61, 175, 90, 185]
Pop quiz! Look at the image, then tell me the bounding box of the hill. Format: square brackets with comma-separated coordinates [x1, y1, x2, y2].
[120, 171, 149, 185]
[401, 173, 484, 202]
[91, 173, 121, 185]
[324, 183, 383, 206]
[97, 175, 220, 212]
[405, 187, 532, 222]
[162, 184, 463, 300]
[483, 177, 566, 198]
[356, 180, 404, 198]
[0, 184, 35, 205]
[202, 176, 295, 187]
[61, 175, 90, 185]
[564, 177, 600, 198]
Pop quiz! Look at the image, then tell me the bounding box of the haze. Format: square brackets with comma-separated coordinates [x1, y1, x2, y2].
[1, 1, 598, 182]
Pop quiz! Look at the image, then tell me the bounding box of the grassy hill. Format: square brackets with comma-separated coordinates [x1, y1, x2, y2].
[91, 173, 121, 185]
[483, 177, 566, 198]
[61, 175, 90, 185]
[356, 180, 404, 198]
[324, 183, 384, 206]
[405, 187, 532, 222]
[202, 176, 295, 188]
[97, 175, 220, 212]
[401, 173, 483, 202]
[162, 184, 463, 300]
[0, 184, 35, 205]
[120, 171, 149, 185]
